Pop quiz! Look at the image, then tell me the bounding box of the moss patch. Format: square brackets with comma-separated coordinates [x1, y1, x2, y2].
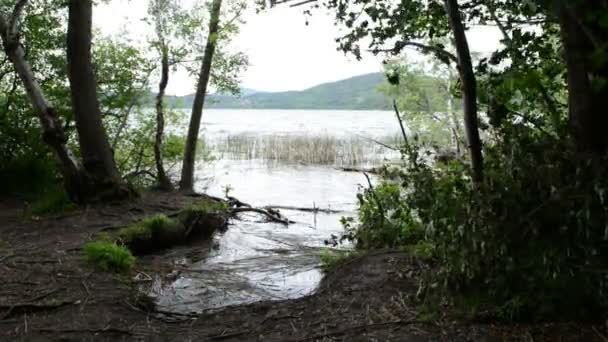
[112, 200, 228, 255]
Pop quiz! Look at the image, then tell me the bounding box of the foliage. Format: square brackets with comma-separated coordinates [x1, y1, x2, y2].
[83, 241, 135, 273]
[345, 127, 608, 320]
[379, 58, 464, 149]
[0, 0, 69, 195]
[341, 179, 424, 250]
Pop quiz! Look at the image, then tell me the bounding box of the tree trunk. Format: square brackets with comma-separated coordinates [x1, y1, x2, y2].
[558, 1, 608, 155]
[180, 0, 223, 192]
[0, 10, 87, 201]
[154, 44, 173, 191]
[67, 0, 125, 190]
[444, 0, 483, 182]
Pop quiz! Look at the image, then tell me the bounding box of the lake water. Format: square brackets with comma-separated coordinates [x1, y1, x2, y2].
[152, 109, 401, 314]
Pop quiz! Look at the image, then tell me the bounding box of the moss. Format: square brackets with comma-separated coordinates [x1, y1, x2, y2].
[178, 200, 229, 221]
[117, 222, 153, 244]
[84, 241, 135, 273]
[85, 201, 229, 259]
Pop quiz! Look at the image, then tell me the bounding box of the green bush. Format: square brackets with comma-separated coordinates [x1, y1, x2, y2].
[341, 180, 425, 249]
[344, 128, 608, 320]
[84, 241, 135, 273]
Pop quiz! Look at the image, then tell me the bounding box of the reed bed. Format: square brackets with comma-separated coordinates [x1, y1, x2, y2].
[205, 133, 400, 166]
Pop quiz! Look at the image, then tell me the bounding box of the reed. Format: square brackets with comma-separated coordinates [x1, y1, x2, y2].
[205, 133, 400, 166]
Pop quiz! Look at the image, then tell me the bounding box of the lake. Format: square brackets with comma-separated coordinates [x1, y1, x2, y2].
[153, 109, 401, 314]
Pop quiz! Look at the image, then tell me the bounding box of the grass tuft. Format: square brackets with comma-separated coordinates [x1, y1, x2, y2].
[84, 241, 135, 273]
[319, 249, 359, 272]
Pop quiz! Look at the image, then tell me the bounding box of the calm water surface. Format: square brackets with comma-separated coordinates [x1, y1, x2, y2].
[152, 109, 399, 314]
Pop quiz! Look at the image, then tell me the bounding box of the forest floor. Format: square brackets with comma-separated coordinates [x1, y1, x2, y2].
[0, 192, 606, 341]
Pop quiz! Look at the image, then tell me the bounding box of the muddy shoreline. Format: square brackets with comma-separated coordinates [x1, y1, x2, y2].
[0, 193, 604, 341]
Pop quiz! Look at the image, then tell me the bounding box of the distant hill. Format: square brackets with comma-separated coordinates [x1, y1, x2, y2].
[165, 73, 392, 110]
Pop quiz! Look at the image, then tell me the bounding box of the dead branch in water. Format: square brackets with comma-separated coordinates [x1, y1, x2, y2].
[264, 205, 347, 214]
[338, 166, 381, 174]
[230, 207, 294, 225]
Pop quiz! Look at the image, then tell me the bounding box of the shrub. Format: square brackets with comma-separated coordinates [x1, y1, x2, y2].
[84, 241, 135, 273]
[344, 128, 608, 320]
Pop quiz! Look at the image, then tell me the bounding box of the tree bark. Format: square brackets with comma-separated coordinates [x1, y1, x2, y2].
[558, 1, 608, 155]
[0, 7, 87, 201]
[154, 43, 173, 191]
[179, 0, 223, 192]
[67, 0, 123, 186]
[444, 0, 483, 182]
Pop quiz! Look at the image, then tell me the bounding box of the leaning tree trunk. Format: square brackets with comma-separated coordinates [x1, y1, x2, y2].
[444, 0, 484, 182]
[558, 1, 608, 155]
[180, 0, 223, 192]
[154, 44, 173, 191]
[67, 0, 129, 198]
[0, 8, 87, 201]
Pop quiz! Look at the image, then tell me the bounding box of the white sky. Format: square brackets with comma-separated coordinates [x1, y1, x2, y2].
[95, 1, 501, 96]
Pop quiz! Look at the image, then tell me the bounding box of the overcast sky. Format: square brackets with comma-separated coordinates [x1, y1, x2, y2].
[95, 1, 501, 96]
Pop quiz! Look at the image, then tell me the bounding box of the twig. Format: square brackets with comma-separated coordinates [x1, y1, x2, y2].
[0, 300, 75, 320]
[593, 326, 608, 342]
[37, 327, 132, 335]
[207, 330, 251, 340]
[393, 100, 409, 146]
[353, 133, 399, 151]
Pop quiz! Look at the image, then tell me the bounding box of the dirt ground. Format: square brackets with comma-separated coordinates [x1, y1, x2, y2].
[0, 192, 606, 341]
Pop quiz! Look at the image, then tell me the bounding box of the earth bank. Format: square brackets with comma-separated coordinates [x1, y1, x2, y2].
[0, 193, 604, 341]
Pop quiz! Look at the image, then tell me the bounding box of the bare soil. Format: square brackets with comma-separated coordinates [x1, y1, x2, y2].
[0, 192, 605, 341]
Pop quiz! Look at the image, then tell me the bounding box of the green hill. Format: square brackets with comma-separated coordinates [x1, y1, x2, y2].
[167, 73, 392, 110]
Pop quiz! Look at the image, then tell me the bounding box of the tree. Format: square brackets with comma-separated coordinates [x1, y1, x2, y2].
[179, 0, 223, 192]
[557, 0, 608, 155]
[0, 0, 87, 199]
[149, 0, 181, 191]
[443, 0, 483, 181]
[67, 0, 130, 198]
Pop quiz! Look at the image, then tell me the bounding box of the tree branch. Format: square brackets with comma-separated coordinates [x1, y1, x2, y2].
[10, 0, 28, 37]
